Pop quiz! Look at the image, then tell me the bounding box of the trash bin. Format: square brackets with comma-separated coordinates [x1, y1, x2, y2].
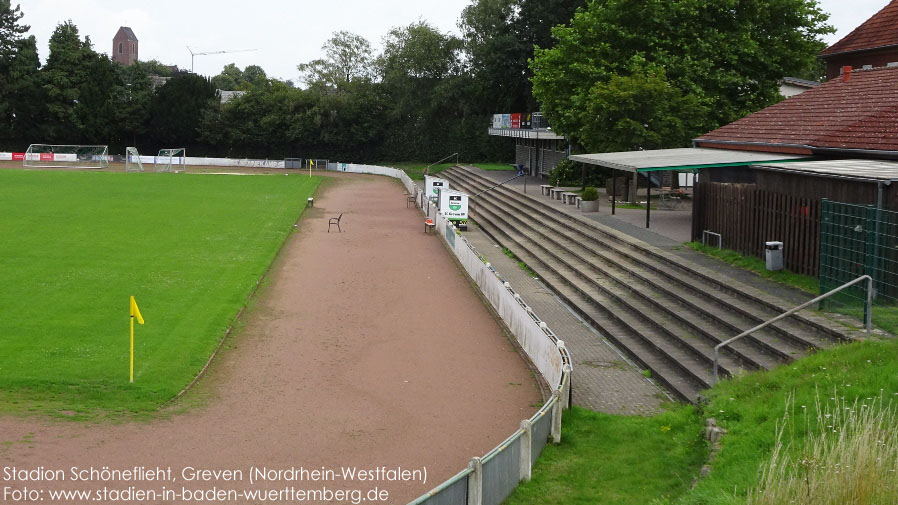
[765, 241, 783, 271]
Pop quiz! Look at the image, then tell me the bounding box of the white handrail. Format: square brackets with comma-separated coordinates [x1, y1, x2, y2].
[713, 275, 873, 384]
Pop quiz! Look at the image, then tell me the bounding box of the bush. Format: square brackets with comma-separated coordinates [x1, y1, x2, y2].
[548, 159, 607, 188]
[581, 187, 599, 201]
[548, 159, 578, 186]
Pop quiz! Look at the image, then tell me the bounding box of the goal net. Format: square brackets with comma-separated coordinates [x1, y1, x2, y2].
[125, 147, 144, 172]
[156, 148, 186, 173]
[24, 144, 109, 169]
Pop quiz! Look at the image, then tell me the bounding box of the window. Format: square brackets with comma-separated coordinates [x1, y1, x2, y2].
[118, 42, 123, 54]
[131, 43, 135, 54]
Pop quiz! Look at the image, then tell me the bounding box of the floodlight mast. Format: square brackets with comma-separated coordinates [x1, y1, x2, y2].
[186, 46, 257, 73]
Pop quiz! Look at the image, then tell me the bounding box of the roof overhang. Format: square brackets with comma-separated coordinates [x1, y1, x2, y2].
[752, 159, 898, 183]
[569, 147, 811, 173]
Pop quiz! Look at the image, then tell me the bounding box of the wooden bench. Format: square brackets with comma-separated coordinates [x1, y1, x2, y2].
[406, 194, 416, 208]
[540, 185, 554, 196]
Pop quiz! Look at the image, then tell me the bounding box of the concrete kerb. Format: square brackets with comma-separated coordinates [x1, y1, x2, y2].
[335, 164, 571, 505]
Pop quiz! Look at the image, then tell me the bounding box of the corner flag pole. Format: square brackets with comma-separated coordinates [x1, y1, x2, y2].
[309, 159, 314, 177]
[129, 296, 145, 383]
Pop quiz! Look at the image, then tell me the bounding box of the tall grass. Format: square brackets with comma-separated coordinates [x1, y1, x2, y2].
[748, 391, 898, 505]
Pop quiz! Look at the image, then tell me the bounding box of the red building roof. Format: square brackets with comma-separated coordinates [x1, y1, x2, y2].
[820, 1, 898, 57]
[695, 66, 898, 154]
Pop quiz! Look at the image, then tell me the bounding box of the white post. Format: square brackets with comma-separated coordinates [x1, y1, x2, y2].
[520, 420, 532, 482]
[550, 390, 562, 444]
[562, 364, 573, 410]
[467, 457, 483, 505]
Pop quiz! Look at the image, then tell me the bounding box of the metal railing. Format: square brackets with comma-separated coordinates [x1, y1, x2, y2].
[470, 173, 526, 216]
[712, 275, 873, 384]
[423, 153, 459, 176]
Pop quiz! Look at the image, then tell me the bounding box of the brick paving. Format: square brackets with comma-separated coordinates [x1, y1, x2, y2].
[464, 224, 667, 415]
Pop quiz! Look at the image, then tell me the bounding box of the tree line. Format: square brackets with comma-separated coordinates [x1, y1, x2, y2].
[0, 0, 831, 164]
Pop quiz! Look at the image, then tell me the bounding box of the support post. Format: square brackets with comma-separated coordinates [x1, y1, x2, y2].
[646, 174, 651, 228]
[519, 420, 532, 482]
[612, 169, 617, 215]
[562, 364, 573, 409]
[550, 390, 562, 444]
[467, 457, 483, 505]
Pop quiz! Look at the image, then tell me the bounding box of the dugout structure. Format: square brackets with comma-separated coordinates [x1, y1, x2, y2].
[125, 147, 144, 172]
[24, 144, 109, 169]
[156, 148, 186, 173]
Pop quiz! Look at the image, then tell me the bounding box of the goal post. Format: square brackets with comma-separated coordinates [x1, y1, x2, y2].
[156, 148, 186, 173]
[125, 147, 144, 172]
[24, 144, 109, 169]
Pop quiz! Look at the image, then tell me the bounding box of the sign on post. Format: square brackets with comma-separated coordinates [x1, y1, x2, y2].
[439, 189, 469, 230]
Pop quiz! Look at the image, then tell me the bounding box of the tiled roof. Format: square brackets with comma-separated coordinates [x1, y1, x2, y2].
[820, 1, 898, 57]
[116, 27, 138, 41]
[696, 66, 898, 153]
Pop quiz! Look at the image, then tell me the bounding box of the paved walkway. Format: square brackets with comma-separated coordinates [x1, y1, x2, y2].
[464, 224, 666, 415]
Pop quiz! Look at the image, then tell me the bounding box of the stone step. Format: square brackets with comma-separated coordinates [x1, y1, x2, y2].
[475, 215, 707, 401]
[469, 193, 789, 372]
[452, 165, 854, 344]
[465, 180, 820, 360]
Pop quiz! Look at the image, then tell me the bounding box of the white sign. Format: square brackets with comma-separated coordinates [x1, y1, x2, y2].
[439, 189, 469, 222]
[425, 176, 449, 201]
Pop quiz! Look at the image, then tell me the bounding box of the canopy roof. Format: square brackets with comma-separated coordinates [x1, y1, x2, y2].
[569, 148, 808, 173]
[753, 159, 898, 182]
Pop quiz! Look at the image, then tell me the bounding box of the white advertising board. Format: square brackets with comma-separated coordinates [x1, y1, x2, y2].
[439, 189, 469, 229]
[425, 176, 449, 201]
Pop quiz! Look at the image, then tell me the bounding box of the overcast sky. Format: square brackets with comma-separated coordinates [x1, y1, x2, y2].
[17, 0, 893, 82]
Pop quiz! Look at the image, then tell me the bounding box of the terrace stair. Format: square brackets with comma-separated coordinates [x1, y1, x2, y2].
[440, 165, 857, 403]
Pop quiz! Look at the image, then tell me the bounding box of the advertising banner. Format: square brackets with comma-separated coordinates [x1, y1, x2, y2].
[0, 153, 11, 161]
[425, 176, 449, 201]
[439, 189, 469, 229]
[39, 153, 54, 161]
[501, 114, 511, 129]
[492, 114, 503, 129]
[510, 113, 521, 129]
[12, 153, 24, 161]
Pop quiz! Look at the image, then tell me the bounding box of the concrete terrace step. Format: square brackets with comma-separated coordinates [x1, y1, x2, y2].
[475, 216, 707, 401]
[455, 166, 853, 344]
[440, 166, 856, 402]
[469, 191, 790, 371]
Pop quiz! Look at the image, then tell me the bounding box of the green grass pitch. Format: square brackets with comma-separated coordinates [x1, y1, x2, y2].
[0, 170, 319, 417]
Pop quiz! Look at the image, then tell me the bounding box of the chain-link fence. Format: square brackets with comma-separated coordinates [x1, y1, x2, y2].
[820, 199, 898, 332]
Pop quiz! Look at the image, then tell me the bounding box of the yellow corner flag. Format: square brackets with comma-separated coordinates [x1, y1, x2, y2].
[129, 296, 144, 383]
[130, 296, 144, 325]
[309, 159, 314, 177]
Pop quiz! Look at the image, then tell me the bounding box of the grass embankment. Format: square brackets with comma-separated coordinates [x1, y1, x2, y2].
[0, 170, 319, 418]
[506, 336, 898, 505]
[686, 242, 897, 335]
[384, 161, 513, 180]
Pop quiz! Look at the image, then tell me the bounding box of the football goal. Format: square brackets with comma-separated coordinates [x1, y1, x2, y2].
[125, 147, 144, 172]
[24, 144, 109, 169]
[156, 148, 186, 173]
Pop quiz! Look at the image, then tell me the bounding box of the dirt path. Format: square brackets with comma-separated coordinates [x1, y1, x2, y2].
[0, 173, 539, 504]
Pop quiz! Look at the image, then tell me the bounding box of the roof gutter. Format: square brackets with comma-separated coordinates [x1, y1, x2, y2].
[819, 42, 898, 59]
[693, 139, 815, 152]
[695, 139, 898, 160]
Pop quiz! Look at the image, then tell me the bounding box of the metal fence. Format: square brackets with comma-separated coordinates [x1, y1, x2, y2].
[339, 164, 573, 505]
[820, 199, 898, 329]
